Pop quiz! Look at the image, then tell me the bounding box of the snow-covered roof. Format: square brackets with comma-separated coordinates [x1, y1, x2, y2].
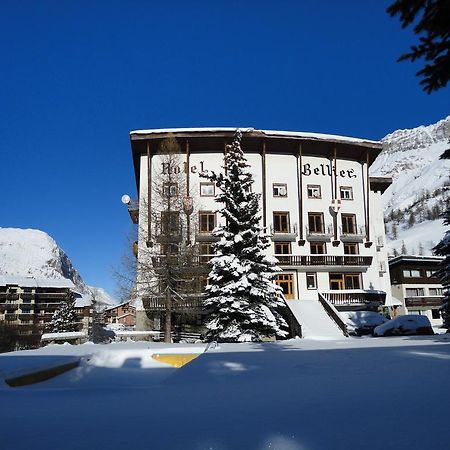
[0, 275, 75, 289]
[130, 127, 380, 147]
[105, 301, 134, 311]
[41, 331, 86, 341]
[74, 293, 93, 308]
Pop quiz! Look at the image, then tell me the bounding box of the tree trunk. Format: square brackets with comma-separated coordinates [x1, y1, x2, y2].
[164, 288, 172, 343]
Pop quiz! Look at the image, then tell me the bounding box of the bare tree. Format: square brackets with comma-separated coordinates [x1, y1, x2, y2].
[126, 136, 206, 342]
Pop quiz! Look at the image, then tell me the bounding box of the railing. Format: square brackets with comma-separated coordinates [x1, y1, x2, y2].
[317, 293, 348, 337]
[270, 223, 298, 235]
[339, 226, 366, 237]
[143, 295, 205, 311]
[405, 296, 444, 308]
[4, 314, 19, 321]
[306, 225, 333, 236]
[321, 290, 385, 306]
[0, 293, 19, 300]
[151, 255, 211, 268]
[34, 293, 71, 299]
[274, 255, 372, 267]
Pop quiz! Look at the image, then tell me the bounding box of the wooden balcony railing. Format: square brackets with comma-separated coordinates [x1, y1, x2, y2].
[405, 296, 443, 308]
[321, 290, 386, 306]
[143, 295, 205, 311]
[275, 255, 372, 267]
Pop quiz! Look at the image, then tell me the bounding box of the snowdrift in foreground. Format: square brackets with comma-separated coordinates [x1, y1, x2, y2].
[1, 338, 450, 450]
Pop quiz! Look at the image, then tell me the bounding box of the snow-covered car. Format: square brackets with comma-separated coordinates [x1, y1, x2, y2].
[341, 311, 388, 336]
[373, 315, 434, 337]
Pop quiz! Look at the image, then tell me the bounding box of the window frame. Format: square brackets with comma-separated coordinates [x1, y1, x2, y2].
[273, 212, 290, 233]
[343, 242, 359, 255]
[162, 182, 178, 197]
[274, 242, 291, 254]
[310, 242, 326, 254]
[308, 212, 324, 233]
[341, 213, 357, 234]
[307, 184, 321, 199]
[306, 273, 317, 290]
[339, 186, 353, 200]
[273, 183, 288, 198]
[200, 182, 215, 197]
[199, 211, 216, 233]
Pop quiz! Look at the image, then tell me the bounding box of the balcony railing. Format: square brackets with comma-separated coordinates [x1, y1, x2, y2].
[339, 226, 366, 241]
[321, 290, 386, 307]
[151, 255, 212, 268]
[306, 225, 333, 240]
[274, 255, 372, 267]
[143, 295, 205, 311]
[405, 296, 444, 308]
[127, 200, 139, 224]
[0, 293, 19, 301]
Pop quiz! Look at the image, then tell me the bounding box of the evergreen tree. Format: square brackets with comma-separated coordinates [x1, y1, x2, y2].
[387, 0, 450, 93]
[401, 240, 408, 254]
[418, 241, 425, 255]
[201, 130, 288, 342]
[392, 223, 398, 239]
[393, 248, 399, 257]
[433, 151, 450, 331]
[49, 300, 79, 333]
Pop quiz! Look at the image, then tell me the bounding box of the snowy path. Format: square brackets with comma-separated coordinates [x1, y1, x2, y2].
[286, 299, 345, 339]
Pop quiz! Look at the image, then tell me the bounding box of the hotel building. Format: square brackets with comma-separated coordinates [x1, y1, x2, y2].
[126, 128, 392, 336]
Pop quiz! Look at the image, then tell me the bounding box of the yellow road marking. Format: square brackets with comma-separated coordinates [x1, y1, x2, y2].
[151, 353, 200, 368]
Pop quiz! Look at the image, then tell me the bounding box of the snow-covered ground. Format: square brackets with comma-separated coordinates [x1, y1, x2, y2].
[1, 337, 450, 450]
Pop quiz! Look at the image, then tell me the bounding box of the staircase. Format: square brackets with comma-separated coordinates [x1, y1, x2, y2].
[284, 298, 347, 340]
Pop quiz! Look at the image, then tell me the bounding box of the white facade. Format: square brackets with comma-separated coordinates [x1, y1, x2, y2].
[128, 128, 392, 317]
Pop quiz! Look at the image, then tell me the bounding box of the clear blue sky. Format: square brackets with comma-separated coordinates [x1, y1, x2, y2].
[0, 0, 448, 296]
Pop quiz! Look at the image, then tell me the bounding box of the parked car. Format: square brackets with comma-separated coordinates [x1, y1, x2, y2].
[341, 311, 388, 336]
[373, 315, 434, 337]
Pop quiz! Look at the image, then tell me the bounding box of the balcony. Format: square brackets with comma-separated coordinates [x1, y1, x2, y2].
[339, 226, 366, 242]
[274, 254, 372, 269]
[4, 314, 19, 321]
[405, 296, 444, 308]
[0, 293, 19, 301]
[151, 255, 210, 268]
[321, 290, 386, 309]
[143, 295, 204, 312]
[127, 200, 139, 224]
[306, 225, 333, 241]
[270, 223, 298, 242]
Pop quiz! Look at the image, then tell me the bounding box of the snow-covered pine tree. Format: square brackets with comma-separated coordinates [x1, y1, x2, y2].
[433, 150, 450, 331]
[49, 300, 79, 333]
[201, 129, 288, 342]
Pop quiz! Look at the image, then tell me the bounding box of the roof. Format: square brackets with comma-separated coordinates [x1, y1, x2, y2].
[130, 127, 381, 146]
[388, 255, 445, 267]
[106, 301, 133, 311]
[129, 127, 383, 191]
[0, 275, 75, 289]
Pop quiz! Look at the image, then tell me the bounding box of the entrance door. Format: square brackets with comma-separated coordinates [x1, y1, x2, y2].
[276, 274, 294, 299]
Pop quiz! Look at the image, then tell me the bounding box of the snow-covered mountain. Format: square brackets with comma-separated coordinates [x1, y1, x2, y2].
[370, 116, 450, 256]
[0, 227, 116, 306]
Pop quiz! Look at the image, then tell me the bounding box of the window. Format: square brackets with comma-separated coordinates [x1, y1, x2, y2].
[307, 185, 321, 199]
[161, 211, 180, 233]
[163, 182, 178, 197]
[199, 243, 214, 263]
[343, 243, 359, 255]
[329, 273, 361, 290]
[429, 288, 443, 296]
[273, 212, 290, 233]
[160, 243, 179, 255]
[308, 212, 324, 233]
[432, 309, 441, 319]
[306, 273, 317, 290]
[273, 183, 288, 197]
[405, 288, 425, 297]
[341, 214, 357, 234]
[340, 186, 353, 200]
[275, 274, 294, 299]
[310, 242, 326, 254]
[426, 270, 437, 278]
[199, 212, 216, 233]
[274, 242, 291, 254]
[200, 182, 215, 197]
[403, 269, 421, 278]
